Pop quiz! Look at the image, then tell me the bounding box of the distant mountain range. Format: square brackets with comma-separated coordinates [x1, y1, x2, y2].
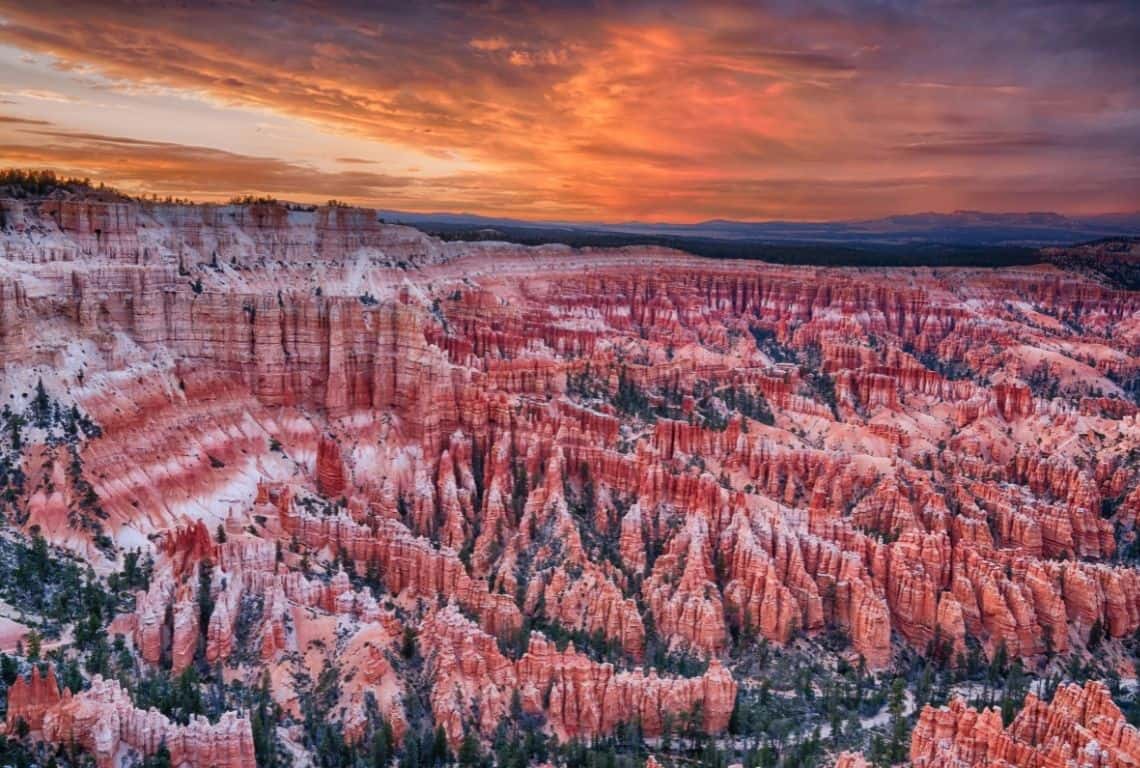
[380, 209, 1140, 248]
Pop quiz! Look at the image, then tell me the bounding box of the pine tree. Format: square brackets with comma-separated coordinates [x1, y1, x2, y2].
[33, 378, 50, 427]
[25, 629, 42, 661]
[458, 730, 483, 767]
[1089, 618, 1105, 649]
[252, 670, 278, 768]
[0, 652, 17, 685]
[144, 742, 172, 768]
[886, 676, 909, 765]
[431, 725, 451, 765]
[370, 719, 394, 768]
[196, 559, 214, 664]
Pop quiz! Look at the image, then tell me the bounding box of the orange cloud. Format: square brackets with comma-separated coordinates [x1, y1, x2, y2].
[0, 1, 1135, 220]
[470, 37, 509, 52]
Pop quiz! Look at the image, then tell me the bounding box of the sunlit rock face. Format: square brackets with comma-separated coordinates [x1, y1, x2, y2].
[42, 676, 256, 768]
[6, 666, 255, 768]
[910, 681, 1140, 767]
[2, 197, 1139, 760]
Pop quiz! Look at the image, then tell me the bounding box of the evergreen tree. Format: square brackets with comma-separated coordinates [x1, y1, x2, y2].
[885, 676, 909, 765]
[196, 559, 214, 664]
[143, 742, 172, 768]
[432, 726, 451, 766]
[458, 730, 483, 767]
[369, 719, 394, 768]
[32, 379, 51, 427]
[25, 629, 42, 661]
[251, 671, 280, 768]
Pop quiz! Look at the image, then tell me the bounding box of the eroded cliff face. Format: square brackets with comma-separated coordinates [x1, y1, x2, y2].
[2, 198, 1140, 762]
[43, 677, 256, 768]
[910, 681, 1140, 767]
[419, 605, 735, 746]
[6, 667, 254, 768]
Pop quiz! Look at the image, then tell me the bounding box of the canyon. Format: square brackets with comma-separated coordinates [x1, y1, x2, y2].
[0, 195, 1138, 767]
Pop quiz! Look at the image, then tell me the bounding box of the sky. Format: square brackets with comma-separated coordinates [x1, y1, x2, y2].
[0, 0, 1137, 222]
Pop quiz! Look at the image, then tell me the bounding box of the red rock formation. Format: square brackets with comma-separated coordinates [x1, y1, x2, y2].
[535, 566, 647, 661]
[910, 681, 1140, 768]
[316, 434, 348, 498]
[644, 514, 728, 656]
[833, 753, 870, 768]
[520, 634, 736, 742]
[5, 666, 62, 731]
[3, 198, 1140, 754]
[279, 501, 522, 637]
[993, 381, 1035, 421]
[42, 677, 255, 768]
[420, 606, 736, 746]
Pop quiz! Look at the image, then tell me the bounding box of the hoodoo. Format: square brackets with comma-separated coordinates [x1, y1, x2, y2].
[0, 191, 1137, 767]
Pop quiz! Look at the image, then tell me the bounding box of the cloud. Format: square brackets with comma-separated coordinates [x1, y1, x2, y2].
[0, 115, 51, 126]
[894, 132, 1064, 156]
[469, 37, 508, 52]
[0, 122, 602, 216]
[0, 0, 1135, 219]
[0, 126, 414, 199]
[0, 88, 79, 103]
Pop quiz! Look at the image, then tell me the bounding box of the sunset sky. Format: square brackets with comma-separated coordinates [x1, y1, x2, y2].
[0, 1, 1137, 222]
